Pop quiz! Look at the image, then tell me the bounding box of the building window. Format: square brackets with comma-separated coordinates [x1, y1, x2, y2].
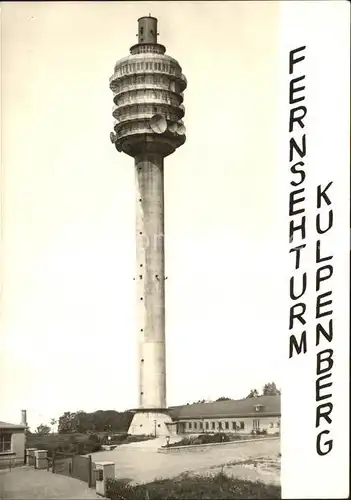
[232, 421, 236, 430]
[194, 422, 197, 430]
[0, 431, 11, 452]
[205, 422, 209, 430]
[225, 421, 229, 430]
[240, 421, 245, 430]
[211, 422, 215, 430]
[188, 422, 192, 429]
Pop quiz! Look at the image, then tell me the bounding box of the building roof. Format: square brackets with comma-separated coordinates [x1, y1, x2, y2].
[168, 395, 281, 420]
[0, 421, 26, 430]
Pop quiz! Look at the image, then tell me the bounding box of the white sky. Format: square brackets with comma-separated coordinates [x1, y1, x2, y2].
[0, 1, 284, 430]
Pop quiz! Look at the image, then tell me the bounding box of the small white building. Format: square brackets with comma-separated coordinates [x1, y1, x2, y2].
[0, 412, 27, 468]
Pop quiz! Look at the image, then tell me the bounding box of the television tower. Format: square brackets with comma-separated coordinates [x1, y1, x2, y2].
[110, 16, 187, 436]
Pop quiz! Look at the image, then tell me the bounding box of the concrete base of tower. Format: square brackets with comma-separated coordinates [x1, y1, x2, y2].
[127, 410, 177, 437]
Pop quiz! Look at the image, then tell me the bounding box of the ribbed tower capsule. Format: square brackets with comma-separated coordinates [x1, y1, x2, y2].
[110, 17, 187, 436]
[110, 17, 187, 157]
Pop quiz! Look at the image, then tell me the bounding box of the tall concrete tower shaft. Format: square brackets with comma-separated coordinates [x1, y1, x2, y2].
[110, 16, 187, 436]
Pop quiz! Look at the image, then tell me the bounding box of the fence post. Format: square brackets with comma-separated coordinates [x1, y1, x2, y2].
[26, 448, 37, 467]
[95, 461, 115, 497]
[34, 450, 48, 470]
[88, 455, 92, 488]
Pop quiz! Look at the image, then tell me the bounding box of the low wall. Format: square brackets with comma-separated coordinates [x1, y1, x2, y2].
[157, 436, 279, 453]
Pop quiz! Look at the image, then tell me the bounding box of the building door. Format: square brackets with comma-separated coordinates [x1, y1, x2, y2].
[253, 419, 260, 431]
[178, 422, 185, 434]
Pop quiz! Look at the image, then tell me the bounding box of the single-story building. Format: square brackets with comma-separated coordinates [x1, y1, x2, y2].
[167, 395, 280, 435]
[0, 411, 27, 468]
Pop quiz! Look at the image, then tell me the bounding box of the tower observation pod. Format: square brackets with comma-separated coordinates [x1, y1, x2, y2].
[109, 16, 187, 436]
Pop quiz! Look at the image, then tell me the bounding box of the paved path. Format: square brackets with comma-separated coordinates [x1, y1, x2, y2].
[0, 467, 100, 500]
[90, 437, 280, 485]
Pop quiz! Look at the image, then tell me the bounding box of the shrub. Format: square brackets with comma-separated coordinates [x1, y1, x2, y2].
[251, 429, 268, 436]
[165, 433, 232, 448]
[88, 433, 100, 443]
[26, 433, 102, 457]
[105, 473, 281, 499]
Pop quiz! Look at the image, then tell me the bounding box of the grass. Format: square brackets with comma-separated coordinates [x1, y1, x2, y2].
[105, 472, 281, 499]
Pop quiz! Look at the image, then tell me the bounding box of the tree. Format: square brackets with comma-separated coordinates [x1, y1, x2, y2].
[35, 424, 51, 436]
[50, 418, 57, 433]
[262, 382, 281, 396]
[216, 397, 231, 401]
[58, 412, 77, 433]
[246, 389, 260, 398]
[57, 409, 134, 434]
